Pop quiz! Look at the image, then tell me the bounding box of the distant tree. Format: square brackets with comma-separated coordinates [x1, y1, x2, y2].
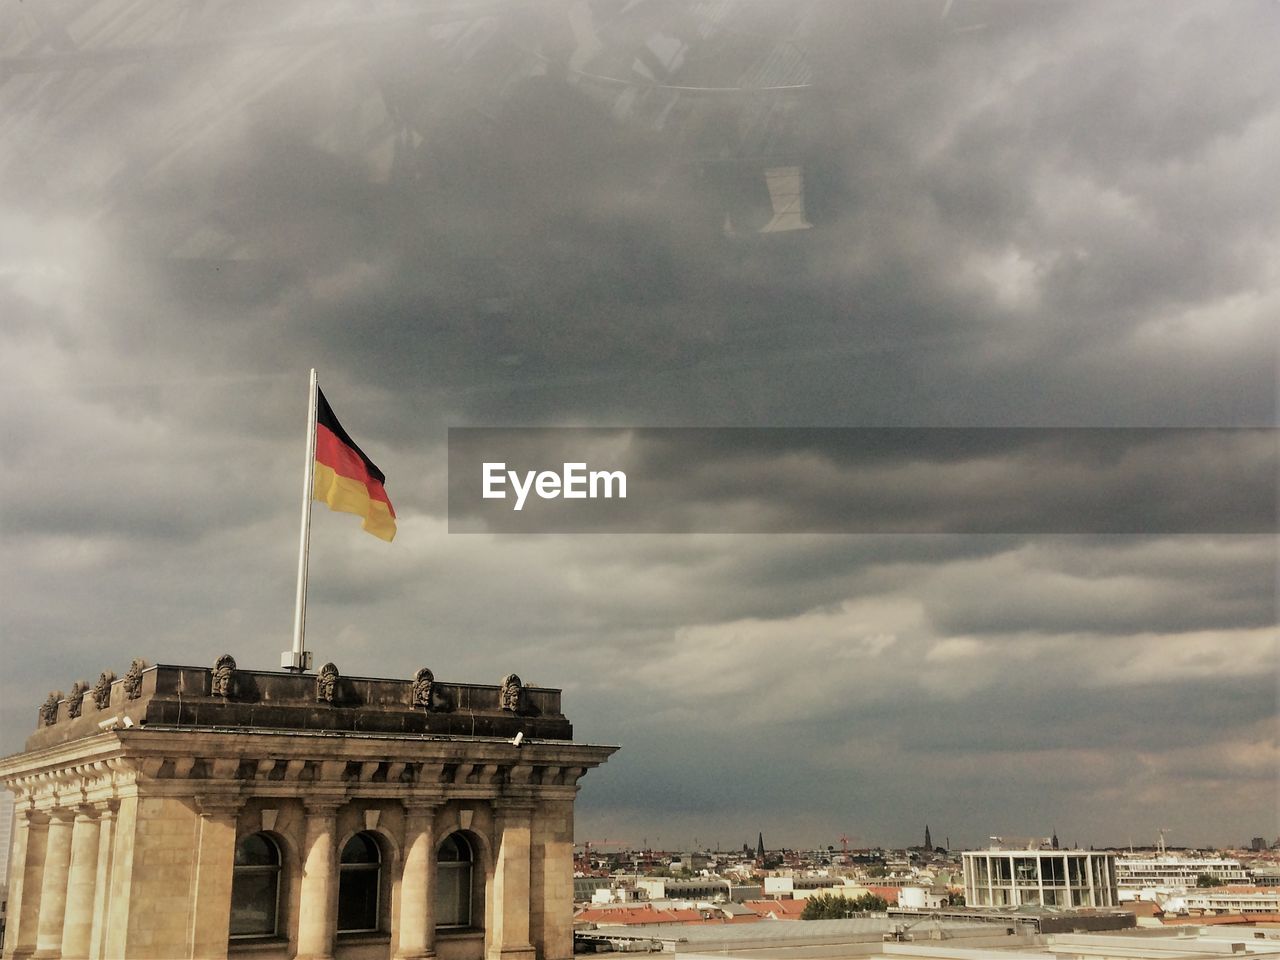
[949, 893, 965, 906]
[866, 865, 888, 878]
[852, 893, 889, 913]
[801, 893, 889, 919]
[1196, 873, 1225, 887]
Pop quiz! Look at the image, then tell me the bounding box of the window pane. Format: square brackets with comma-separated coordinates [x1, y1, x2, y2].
[438, 834, 465, 863]
[437, 862, 470, 926]
[236, 833, 279, 867]
[230, 870, 278, 937]
[341, 833, 380, 864]
[338, 867, 379, 931]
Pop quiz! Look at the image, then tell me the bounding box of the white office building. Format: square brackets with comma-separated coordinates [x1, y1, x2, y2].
[963, 849, 1118, 908]
[1115, 855, 1252, 892]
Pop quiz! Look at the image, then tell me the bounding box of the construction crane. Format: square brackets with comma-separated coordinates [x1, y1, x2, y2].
[837, 833, 864, 856]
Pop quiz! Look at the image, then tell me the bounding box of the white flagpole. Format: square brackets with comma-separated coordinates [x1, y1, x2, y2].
[285, 368, 319, 672]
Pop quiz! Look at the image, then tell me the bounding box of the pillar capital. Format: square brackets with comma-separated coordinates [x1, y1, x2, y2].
[492, 799, 536, 822]
[303, 795, 346, 816]
[72, 804, 99, 823]
[196, 794, 243, 820]
[19, 806, 50, 827]
[95, 798, 120, 819]
[402, 796, 445, 817]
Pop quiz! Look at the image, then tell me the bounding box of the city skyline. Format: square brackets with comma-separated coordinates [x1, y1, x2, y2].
[1, 0, 1276, 851]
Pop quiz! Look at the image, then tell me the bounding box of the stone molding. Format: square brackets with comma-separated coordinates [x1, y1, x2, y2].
[2, 741, 605, 814]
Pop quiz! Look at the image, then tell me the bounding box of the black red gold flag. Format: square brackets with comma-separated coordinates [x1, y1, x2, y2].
[312, 389, 396, 541]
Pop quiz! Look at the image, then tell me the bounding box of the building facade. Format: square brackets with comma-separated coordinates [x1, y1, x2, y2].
[0, 659, 616, 960]
[962, 849, 1118, 909]
[1114, 856, 1252, 892]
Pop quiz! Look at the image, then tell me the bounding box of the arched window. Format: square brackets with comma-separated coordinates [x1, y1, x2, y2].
[338, 832, 382, 933]
[230, 832, 281, 938]
[436, 832, 475, 928]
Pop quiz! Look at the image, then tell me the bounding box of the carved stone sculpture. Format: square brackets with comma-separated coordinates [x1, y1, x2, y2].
[500, 673, 523, 713]
[316, 662, 339, 703]
[123, 658, 148, 700]
[68, 681, 89, 719]
[92, 671, 116, 710]
[40, 691, 62, 726]
[412, 667, 434, 709]
[212, 654, 236, 697]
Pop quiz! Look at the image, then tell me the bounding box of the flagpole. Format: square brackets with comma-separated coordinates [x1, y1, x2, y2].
[285, 368, 318, 673]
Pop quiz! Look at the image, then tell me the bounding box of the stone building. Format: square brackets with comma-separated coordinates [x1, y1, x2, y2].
[0, 659, 616, 960]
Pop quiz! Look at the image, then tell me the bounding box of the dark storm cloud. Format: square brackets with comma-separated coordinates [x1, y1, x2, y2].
[8, 0, 1275, 428]
[1, 0, 1276, 845]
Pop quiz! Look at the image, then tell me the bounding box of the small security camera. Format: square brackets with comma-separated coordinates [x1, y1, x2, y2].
[511, 731, 524, 748]
[122, 716, 135, 728]
[97, 717, 120, 731]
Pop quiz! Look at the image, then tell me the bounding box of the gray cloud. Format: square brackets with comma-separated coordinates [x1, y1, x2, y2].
[1, 0, 1276, 847]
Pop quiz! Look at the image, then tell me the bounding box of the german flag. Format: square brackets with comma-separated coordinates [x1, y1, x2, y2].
[313, 389, 396, 541]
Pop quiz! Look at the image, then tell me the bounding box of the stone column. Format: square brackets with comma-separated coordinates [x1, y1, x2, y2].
[89, 802, 119, 960]
[488, 802, 536, 960]
[60, 806, 102, 959]
[533, 800, 575, 960]
[296, 799, 343, 960]
[396, 800, 442, 959]
[32, 807, 76, 959]
[5, 808, 48, 960]
[190, 797, 242, 960]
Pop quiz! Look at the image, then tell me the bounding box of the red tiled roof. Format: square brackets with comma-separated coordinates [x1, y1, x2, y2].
[743, 899, 806, 919]
[864, 886, 900, 905]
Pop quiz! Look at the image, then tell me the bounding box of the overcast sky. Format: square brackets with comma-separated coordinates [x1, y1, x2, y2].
[1, 0, 1276, 851]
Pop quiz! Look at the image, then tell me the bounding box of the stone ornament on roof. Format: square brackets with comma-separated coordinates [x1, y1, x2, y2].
[123, 659, 148, 700]
[67, 681, 89, 719]
[500, 673, 523, 713]
[412, 667, 434, 709]
[212, 654, 236, 697]
[40, 691, 62, 726]
[92, 670, 115, 710]
[316, 662, 339, 703]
